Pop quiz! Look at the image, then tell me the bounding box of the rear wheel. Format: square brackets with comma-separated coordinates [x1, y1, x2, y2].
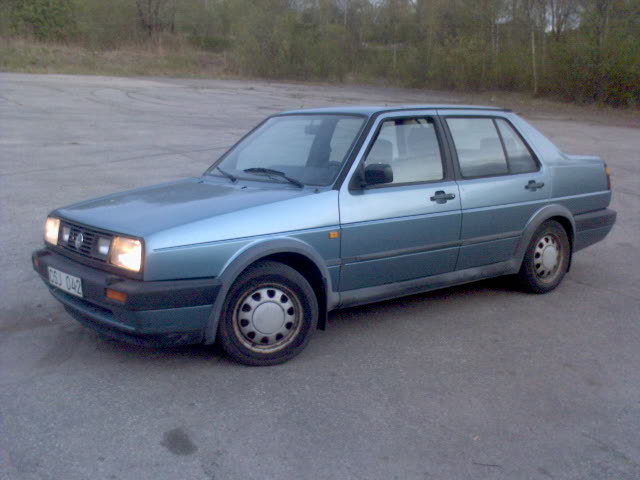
[517, 220, 571, 294]
[218, 261, 318, 366]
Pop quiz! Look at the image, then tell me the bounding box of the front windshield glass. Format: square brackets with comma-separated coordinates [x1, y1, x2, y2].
[206, 114, 366, 186]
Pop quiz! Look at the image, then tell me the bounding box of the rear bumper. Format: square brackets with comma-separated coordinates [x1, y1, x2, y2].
[32, 248, 221, 346]
[574, 208, 616, 252]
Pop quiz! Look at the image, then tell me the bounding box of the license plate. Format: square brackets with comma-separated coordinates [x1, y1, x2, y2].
[48, 267, 83, 298]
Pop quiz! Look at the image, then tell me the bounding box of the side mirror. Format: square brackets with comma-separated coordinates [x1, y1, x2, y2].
[364, 163, 393, 186]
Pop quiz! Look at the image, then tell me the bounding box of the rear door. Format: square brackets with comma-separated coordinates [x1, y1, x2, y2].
[441, 111, 549, 270]
[338, 111, 462, 291]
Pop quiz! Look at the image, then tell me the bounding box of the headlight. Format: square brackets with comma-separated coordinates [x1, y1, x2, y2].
[44, 217, 60, 245]
[110, 236, 142, 272]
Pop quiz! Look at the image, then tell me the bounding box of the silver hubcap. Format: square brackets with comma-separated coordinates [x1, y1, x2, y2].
[534, 234, 561, 280]
[233, 286, 301, 353]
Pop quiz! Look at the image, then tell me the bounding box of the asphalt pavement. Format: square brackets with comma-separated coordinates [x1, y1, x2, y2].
[1, 73, 639, 480]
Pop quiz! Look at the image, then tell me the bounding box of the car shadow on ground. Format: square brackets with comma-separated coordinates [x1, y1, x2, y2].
[75, 276, 522, 367]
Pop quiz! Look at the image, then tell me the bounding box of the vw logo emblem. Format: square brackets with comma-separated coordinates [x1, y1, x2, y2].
[74, 233, 84, 250]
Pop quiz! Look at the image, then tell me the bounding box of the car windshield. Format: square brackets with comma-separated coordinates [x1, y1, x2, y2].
[205, 114, 366, 186]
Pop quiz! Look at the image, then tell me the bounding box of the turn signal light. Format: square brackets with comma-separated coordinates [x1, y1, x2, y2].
[106, 289, 127, 303]
[605, 164, 612, 190]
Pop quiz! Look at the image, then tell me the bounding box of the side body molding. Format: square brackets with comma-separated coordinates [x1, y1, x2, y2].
[337, 203, 578, 310]
[513, 204, 576, 268]
[203, 237, 338, 344]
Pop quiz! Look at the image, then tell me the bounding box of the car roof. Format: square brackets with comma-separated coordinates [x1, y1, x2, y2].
[279, 105, 509, 117]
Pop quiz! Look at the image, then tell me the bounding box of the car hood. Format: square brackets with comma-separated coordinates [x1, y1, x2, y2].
[54, 177, 313, 237]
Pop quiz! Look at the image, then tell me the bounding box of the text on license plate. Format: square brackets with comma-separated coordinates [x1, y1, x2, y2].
[48, 267, 83, 298]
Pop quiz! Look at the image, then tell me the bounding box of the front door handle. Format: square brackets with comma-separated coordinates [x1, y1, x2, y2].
[525, 180, 545, 191]
[430, 191, 456, 204]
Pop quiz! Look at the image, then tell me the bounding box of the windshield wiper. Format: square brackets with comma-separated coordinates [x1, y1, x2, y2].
[214, 166, 237, 183]
[243, 168, 304, 188]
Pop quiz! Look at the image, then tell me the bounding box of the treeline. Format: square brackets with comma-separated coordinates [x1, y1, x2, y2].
[1, 0, 639, 106]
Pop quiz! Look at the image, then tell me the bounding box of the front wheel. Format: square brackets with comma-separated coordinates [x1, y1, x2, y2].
[217, 261, 318, 366]
[517, 220, 571, 294]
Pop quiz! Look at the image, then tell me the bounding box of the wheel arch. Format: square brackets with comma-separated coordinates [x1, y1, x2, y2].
[203, 237, 336, 344]
[514, 204, 576, 271]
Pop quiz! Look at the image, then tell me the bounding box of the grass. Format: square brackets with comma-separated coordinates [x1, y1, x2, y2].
[0, 37, 228, 78]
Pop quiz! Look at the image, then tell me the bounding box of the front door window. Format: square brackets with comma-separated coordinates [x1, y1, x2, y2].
[364, 118, 444, 185]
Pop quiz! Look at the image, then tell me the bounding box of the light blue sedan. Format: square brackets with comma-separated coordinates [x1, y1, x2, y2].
[33, 105, 616, 365]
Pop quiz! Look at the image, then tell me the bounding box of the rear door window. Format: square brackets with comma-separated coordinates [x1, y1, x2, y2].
[446, 118, 508, 178]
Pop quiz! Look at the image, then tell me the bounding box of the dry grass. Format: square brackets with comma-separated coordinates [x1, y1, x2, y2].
[0, 37, 229, 78]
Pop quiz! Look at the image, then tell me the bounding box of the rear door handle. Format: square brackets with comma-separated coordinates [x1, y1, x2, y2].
[430, 191, 456, 204]
[525, 180, 545, 191]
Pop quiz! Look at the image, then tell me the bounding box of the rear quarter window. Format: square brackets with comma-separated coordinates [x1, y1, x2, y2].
[495, 119, 538, 174]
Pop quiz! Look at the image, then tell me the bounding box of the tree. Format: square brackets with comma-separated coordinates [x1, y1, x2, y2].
[548, 0, 579, 39]
[135, 0, 177, 35]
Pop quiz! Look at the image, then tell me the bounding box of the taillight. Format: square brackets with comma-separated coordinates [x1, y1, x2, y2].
[605, 164, 612, 190]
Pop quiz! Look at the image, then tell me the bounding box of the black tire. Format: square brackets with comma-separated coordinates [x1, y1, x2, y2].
[217, 261, 318, 366]
[517, 220, 571, 294]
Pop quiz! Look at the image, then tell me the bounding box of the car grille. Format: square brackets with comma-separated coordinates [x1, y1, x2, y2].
[60, 222, 111, 262]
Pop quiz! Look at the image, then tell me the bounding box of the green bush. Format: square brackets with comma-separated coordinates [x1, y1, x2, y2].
[10, 0, 78, 41]
[189, 34, 230, 52]
[231, 5, 349, 81]
[73, 0, 141, 49]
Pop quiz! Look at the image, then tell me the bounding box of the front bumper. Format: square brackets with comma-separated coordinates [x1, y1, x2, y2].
[32, 249, 221, 346]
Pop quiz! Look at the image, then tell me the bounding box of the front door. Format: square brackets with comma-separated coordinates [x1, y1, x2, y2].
[338, 112, 462, 292]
